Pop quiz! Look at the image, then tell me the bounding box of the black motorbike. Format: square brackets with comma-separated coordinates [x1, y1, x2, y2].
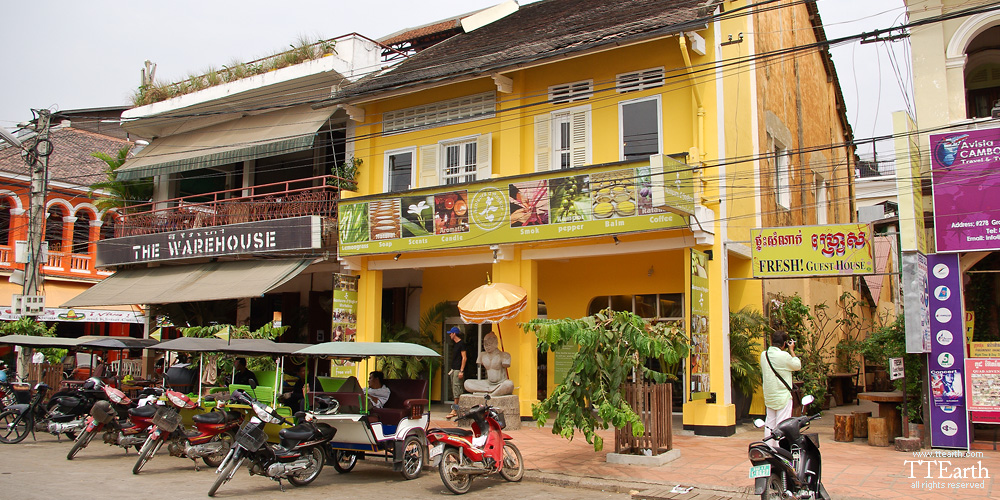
[208, 389, 336, 497]
[0, 379, 99, 444]
[748, 395, 830, 500]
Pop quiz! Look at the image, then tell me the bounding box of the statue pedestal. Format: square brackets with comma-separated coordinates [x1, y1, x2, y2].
[457, 394, 521, 430]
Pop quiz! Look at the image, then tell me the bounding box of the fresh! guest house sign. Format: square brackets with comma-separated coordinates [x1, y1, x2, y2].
[337, 157, 692, 256]
[750, 223, 874, 278]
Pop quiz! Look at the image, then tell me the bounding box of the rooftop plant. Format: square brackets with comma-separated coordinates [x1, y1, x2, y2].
[131, 36, 338, 107]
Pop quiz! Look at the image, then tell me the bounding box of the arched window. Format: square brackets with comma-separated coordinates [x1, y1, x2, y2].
[45, 206, 65, 251]
[0, 198, 11, 246]
[72, 212, 92, 254]
[963, 26, 1000, 118]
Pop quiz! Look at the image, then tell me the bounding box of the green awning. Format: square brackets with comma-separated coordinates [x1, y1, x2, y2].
[293, 341, 441, 358]
[117, 104, 335, 181]
[61, 258, 313, 308]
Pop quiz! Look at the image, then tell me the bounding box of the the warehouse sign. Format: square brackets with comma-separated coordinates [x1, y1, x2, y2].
[96, 216, 321, 266]
[750, 223, 874, 278]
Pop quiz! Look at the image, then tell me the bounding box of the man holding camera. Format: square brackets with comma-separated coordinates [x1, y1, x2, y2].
[760, 330, 801, 442]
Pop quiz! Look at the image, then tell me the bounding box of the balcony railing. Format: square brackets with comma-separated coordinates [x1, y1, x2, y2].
[0, 245, 109, 279]
[116, 175, 347, 237]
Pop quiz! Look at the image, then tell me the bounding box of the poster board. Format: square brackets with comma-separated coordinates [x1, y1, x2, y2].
[965, 358, 1000, 424]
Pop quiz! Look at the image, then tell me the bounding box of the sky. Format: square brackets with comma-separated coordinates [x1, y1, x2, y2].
[2, 0, 908, 160]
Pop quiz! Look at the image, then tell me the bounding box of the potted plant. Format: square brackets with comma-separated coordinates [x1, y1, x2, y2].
[729, 306, 770, 422]
[376, 301, 454, 379]
[328, 157, 361, 191]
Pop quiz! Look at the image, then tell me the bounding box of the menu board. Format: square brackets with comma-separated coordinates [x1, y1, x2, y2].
[689, 249, 710, 399]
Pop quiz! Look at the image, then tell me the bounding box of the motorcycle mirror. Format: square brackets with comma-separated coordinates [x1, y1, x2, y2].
[248, 379, 258, 389]
[753, 418, 766, 428]
[801, 395, 815, 407]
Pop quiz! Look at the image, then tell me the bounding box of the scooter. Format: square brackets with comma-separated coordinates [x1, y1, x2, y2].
[0, 379, 103, 444]
[208, 389, 336, 497]
[748, 395, 831, 500]
[66, 386, 161, 460]
[132, 390, 240, 473]
[426, 394, 524, 495]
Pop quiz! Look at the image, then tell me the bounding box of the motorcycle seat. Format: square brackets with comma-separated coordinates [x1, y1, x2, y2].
[433, 427, 473, 438]
[192, 411, 239, 424]
[279, 423, 318, 442]
[129, 405, 157, 418]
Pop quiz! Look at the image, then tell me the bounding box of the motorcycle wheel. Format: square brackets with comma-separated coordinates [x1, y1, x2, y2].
[761, 473, 784, 500]
[202, 431, 234, 468]
[287, 446, 324, 486]
[208, 455, 240, 497]
[132, 435, 162, 474]
[400, 434, 425, 480]
[332, 450, 357, 473]
[438, 447, 472, 495]
[0, 409, 29, 444]
[67, 428, 96, 460]
[498, 442, 524, 482]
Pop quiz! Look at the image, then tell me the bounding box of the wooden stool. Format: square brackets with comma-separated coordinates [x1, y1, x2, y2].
[853, 411, 871, 438]
[868, 417, 890, 447]
[834, 414, 855, 442]
[894, 436, 921, 452]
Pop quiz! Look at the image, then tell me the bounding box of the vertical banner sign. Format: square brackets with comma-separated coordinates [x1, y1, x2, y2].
[927, 253, 970, 449]
[929, 129, 1000, 252]
[331, 273, 359, 378]
[690, 249, 710, 399]
[902, 252, 931, 353]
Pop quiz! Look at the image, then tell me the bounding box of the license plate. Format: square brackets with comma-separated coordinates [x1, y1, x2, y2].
[749, 464, 771, 479]
[429, 443, 444, 459]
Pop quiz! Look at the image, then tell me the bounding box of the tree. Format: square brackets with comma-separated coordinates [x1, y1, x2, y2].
[89, 146, 153, 214]
[729, 306, 770, 398]
[0, 317, 61, 363]
[522, 310, 687, 451]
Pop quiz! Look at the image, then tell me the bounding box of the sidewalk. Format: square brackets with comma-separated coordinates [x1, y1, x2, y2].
[429, 401, 999, 500]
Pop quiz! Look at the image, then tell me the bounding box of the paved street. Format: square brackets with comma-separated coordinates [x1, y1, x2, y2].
[0, 434, 628, 500]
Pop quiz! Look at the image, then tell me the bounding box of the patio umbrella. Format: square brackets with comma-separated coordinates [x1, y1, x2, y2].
[457, 276, 527, 363]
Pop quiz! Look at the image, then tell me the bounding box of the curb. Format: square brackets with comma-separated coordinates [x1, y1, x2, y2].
[523, 469, 749, 499]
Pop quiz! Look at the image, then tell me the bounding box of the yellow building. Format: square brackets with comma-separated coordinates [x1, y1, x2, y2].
[325, 0, 857, 435]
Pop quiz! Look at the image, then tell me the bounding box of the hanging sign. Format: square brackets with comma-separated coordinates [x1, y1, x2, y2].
[750, 223, 874, 278]
[689, 249, 710, 399]
[331, 273, 359, 378]
[889, 358, 904, 380]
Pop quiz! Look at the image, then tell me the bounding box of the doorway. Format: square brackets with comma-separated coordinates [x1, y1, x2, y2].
[441, 319, 490, 402]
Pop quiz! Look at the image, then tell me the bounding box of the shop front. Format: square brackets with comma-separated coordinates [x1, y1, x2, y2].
[338, 155, 734, 425]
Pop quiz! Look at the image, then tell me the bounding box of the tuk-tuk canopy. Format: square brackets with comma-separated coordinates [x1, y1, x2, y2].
[293, 342, 440, 359]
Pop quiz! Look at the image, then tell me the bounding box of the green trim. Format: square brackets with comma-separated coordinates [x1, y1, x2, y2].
[117, 135, 315, 181]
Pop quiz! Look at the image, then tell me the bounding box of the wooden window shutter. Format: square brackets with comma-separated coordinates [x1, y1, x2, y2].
[476, 133, 492, 179]
[569, 108, 591, 168]
[418, 144, 439, 188]
[534, 114, 551, 171]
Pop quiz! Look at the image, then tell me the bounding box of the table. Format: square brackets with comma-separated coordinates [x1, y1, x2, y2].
[827, 372, 859, 406]
[858, 391, 904, 441]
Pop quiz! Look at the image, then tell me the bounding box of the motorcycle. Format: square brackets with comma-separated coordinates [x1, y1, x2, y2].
[67, 384, 161, 460]
[748, 395, 830, 500]
[427, 394, 524, 495]
[132, 390, 238, 473]
[208, 389, 336, 497]
[0, 379, 101, 444]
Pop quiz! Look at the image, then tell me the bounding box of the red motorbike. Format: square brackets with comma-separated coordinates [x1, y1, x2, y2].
[132, 391, 242, 474]
[67, 385, 160, 460]
[426, 395, 524, 494]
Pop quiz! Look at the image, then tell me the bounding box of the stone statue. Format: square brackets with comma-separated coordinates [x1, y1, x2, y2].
[463, 332, 514, 396]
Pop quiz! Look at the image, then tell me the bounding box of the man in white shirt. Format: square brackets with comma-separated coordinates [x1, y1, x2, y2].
[365, 371, 391, 408]
[760, 330, 801, 443]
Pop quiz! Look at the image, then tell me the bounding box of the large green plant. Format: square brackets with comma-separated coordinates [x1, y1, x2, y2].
[181, 322, 288, 372]
[377, 301, 454, 379]
[859, 317, 923, 423]
[729, 306, 770, 397]
[89, 146, 154, 214]
[522, 310, 686, 451]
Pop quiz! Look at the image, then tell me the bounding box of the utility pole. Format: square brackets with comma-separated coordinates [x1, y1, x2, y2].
[23, 109, 52, 304]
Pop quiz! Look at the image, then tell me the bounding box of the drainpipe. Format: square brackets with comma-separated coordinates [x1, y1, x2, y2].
[679, 34, 705, 162]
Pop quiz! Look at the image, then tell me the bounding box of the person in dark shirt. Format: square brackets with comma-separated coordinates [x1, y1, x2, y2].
[445, 327, 467, 419]
[280, 363, 307, 413]
[232, 357, 257, 386]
